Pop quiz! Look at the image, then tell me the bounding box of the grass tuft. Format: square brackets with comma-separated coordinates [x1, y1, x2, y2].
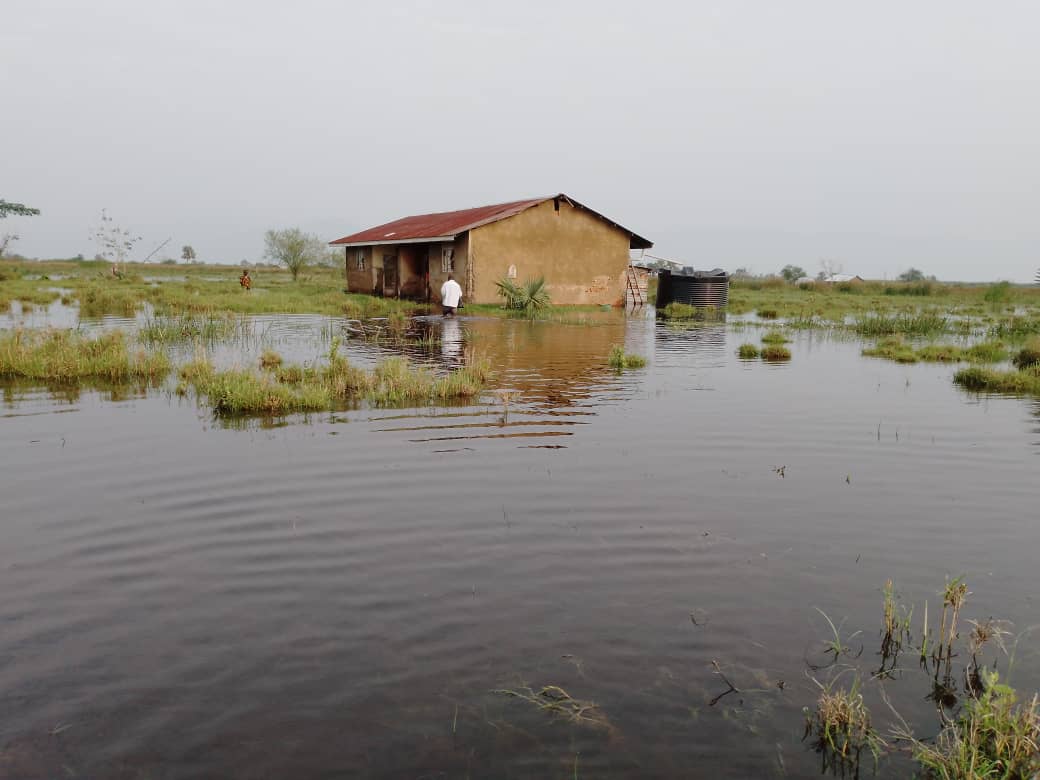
[760, 345, 792, 361]
[737, 343, 760, 359]
[608, 344, 647, 371]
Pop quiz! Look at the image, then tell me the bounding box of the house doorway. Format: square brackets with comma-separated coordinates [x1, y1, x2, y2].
[383, 254, 399, 298]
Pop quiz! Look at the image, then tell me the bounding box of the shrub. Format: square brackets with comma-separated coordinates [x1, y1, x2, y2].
[1012, 339, 1040, 369]
[495, 276, 551, 315]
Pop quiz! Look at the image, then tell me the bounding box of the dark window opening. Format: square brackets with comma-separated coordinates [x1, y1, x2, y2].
[553, 197, 560, 213]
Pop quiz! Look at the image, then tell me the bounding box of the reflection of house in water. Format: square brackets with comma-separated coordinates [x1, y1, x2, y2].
[330, 194, 652, 306]
[447, 317, 639, 408]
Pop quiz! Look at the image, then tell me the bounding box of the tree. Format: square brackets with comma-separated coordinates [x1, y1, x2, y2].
[263, 228, 326, 281]
[898, 268, 925, 282]
[817, 258, 844, 281]
[780, 264, 806, 283]
[1, 200, 40, 260]
[92, 209, 141, 275]
[0, 232, 19, 259]
[181, 245, 196, 262]
[0, 200, 40, 219]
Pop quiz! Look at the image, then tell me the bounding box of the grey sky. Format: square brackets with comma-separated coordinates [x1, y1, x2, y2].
[3, 0, 1038, 281]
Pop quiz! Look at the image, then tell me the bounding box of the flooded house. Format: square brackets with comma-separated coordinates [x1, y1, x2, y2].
[329, 194, 653, 306]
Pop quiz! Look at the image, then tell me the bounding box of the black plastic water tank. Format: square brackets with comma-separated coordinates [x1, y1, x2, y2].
[657, 269, 730, 308]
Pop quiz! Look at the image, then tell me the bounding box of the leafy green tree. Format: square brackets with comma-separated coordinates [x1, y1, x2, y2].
[898, 268, 926, 282]
[0, 200, 40, 219]
[181, 245, 196, 262]
[0, 200, 40, 259]
[263, 228, 327, 281]
[780, 264, 806, 282]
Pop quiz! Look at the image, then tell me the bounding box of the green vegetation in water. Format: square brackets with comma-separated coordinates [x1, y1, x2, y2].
[1012, 339, 1040, 369]
[853, 311, 950, 337]
[737, 343, 760, 359]
[494, 276, 552, 316]
[658, 302, 723, 321]
[863, 337, 1009, 365]
[800, 579, 1040, 779]
[608, 344, 647, 371]
[0, 329, 169, 383]
[756, 308, 779, 319]
[138, 313, 241, 344]
[954, 364, 1040, 396]
[760, 344, 791, 361]
[760, 330, 790, 344]
[908, 670, 1039, 779]
[804, 675, 883, 774]
[179, 339, 492, 416]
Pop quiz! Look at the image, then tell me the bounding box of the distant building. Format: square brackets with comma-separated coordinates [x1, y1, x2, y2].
[821, 274, 864, 283]
[329, 194, 652, 306]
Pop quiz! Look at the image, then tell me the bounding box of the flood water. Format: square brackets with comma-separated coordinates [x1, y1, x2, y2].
[1, 309, 1039, 778]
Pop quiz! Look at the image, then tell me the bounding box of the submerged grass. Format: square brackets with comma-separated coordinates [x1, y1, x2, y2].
[0, 329, 169, 382]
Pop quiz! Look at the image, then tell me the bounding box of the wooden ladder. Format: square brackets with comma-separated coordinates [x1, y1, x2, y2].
[625, 266, 644, 307]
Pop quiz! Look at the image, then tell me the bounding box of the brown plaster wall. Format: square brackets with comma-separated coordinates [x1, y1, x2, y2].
[345, 246, 376, 294]
[469, 199, 630, 305]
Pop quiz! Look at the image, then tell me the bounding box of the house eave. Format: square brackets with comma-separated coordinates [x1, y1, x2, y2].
[329, 235, 457, 248]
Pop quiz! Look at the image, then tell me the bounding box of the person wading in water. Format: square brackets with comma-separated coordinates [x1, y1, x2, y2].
[440, 273, 462, 317]
[239, 268, 252, 290]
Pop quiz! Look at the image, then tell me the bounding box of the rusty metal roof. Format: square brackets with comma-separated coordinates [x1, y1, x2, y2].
[329, 194, 652, 249]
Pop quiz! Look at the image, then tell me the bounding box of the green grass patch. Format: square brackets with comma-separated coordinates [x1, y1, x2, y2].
[954, 364, 1040, 395]
[761, 330, 790, 344]
[179, 340, 492, 416]
[608, 344, 647, 371]
[0, 329, 169, 383]
[760, 345, 791, 361]
[853, 311, 949, 337]
[910, 670, 1039, 779]
[737, 343, 760, 359]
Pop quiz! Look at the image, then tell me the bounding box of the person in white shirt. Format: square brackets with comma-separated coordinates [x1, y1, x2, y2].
[440, 274, 463, 317]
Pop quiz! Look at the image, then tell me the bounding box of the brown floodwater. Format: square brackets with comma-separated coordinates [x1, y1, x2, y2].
[1, 310, 1038, 778]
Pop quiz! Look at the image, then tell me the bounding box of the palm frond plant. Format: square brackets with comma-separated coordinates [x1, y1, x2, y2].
[495, 276, 551, 316]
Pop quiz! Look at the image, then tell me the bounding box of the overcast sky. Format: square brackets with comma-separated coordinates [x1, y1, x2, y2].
[3, 1, 1038, 281]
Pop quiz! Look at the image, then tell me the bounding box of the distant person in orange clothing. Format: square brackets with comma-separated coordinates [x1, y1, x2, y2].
[239, 268, 252, 290]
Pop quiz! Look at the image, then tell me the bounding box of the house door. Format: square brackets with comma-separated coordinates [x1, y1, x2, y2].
[383, 254, 399, 298]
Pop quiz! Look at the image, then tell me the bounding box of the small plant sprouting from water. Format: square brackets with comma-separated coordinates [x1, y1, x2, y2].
[761, 330, 790, 344]
[737, 343, 760, 359]
[608, 344, 647, 371]
[813, 607, 863, 662]
[804, 673, 884, 775]
[880, 579, 913, 661]
[935, 576, 970, 665]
